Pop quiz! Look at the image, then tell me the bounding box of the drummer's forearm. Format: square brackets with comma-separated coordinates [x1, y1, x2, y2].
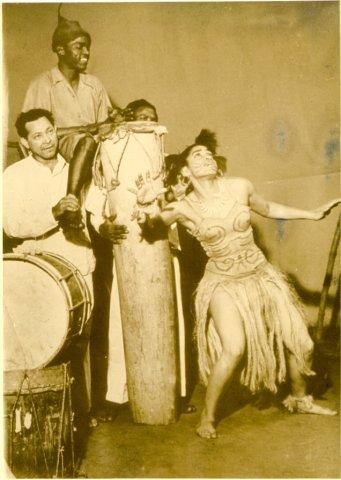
[57, 123, 99, 138]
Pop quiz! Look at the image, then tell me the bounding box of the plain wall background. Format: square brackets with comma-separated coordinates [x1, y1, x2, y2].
[3, 2, 340, 322]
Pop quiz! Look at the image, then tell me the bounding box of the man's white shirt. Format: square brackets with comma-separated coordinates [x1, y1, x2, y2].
[3, 153, 96, 276]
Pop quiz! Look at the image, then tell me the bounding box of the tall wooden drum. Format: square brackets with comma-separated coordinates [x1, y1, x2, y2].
[100, 122, 179, 424]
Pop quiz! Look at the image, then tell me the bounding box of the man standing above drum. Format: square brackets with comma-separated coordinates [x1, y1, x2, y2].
[22, 8, 123, 232]
[3, 108, 127, 427]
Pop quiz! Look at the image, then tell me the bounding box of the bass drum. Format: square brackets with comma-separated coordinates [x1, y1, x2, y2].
[3, 252, 91, 372]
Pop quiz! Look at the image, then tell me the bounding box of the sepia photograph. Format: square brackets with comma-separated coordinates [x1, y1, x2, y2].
[2, 1, 340, 478]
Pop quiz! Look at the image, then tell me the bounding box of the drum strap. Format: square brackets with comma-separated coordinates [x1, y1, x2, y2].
[17, 226, 60, 244]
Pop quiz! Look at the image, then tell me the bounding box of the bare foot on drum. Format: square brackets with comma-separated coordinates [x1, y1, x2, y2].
[196, 410, 217, 439]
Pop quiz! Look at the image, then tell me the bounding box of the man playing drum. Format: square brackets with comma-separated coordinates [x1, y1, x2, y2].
[3, 108, 127, 424]
[22, 8, 123, 233]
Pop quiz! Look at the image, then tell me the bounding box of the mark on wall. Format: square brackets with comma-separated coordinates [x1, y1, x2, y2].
[324, 134, 339, 167]
[276, 219, 286, 241]
[276, 128, 288, 154]
[322, 128, 339, 181]
[268, 119, 294, 156]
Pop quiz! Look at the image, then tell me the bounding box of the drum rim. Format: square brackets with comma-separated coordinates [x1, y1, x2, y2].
[46, 251, 92, 327]
[3, 252, 90, 371]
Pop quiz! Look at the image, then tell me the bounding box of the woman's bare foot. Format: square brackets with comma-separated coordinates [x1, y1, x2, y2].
[283, 395, 337, 415]
[196, 410, 217, 439]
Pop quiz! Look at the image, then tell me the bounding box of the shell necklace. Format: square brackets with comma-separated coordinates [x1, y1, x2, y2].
[193, 180, 233, 218]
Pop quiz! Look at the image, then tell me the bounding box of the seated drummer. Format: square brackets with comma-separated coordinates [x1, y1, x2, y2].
[3, 108, 128, 430]
[21, 7, 124, 234]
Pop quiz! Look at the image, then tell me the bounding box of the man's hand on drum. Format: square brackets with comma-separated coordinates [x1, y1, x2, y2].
[99, 215, 129, 244]
[97, 107, 135, 140]
[107, 106, 134, 124]
[52, 194, 83, 229]
[108, 106, 129, 123]
[97, 119, 117, 140]
[122, 107, 134, 122]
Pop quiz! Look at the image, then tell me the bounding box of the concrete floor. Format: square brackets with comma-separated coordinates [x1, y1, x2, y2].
[81, 363, 340, 478]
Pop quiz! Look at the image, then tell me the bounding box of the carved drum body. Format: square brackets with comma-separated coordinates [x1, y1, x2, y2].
[100, 123, 179, 424]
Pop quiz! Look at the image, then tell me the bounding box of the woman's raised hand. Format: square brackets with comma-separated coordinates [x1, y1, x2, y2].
[128, 171, 166, 205]
[311, 198, 341, 220]
[171, 175, 189, 201]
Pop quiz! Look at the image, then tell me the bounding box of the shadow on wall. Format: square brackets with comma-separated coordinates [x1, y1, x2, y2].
[252, 220, 340, 314]
[286, 272, 338, 309]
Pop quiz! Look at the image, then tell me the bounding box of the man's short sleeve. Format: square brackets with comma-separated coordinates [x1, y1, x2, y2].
[96, 80, 112, 123]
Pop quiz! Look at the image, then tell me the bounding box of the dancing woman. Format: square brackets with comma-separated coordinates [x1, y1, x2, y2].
[131, 130, 339, 438]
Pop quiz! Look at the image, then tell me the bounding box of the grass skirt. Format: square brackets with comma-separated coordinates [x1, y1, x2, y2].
[195, 262, 314, 393]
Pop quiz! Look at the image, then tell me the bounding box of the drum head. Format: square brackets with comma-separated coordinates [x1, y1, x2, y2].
[4, 259, 69, 371]
[102, 130, 163, 188]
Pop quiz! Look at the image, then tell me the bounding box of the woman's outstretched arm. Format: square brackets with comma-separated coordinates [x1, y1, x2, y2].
[129, 172, 202, 228]
[246, 179, 340, 220]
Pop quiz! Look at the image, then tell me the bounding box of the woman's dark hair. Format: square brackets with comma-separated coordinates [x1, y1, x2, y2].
[164, 148, 192, 187]
[125, 99, 158, 121]
[15, 109, 55, 138]
[164, 129, 226, 187]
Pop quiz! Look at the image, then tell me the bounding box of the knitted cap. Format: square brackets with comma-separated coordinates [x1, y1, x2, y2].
[52, 5, 91, 52]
